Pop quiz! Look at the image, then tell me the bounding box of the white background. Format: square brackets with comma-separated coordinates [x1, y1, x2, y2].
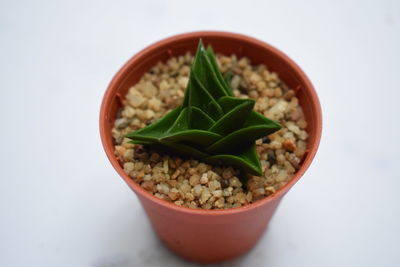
[1, 0, 399, 266]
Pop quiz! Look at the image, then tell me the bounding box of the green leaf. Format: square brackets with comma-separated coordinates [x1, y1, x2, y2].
[160, 141, 208, 158]
[208, 97, 255, 135]
[205, 145, 262, 176]
[161, 130, 221, 147]
[184, 71, 224, 119]
[206, 46, 232, 96]
[166, 107, 190, 134]
[223, 70, 234, 85]
[206, 111, 282, 154]
[188, 106, 215, 130]
[243, 110, 282, 129]
[125, 107, 181, 142]
[191, 41, 230, 100]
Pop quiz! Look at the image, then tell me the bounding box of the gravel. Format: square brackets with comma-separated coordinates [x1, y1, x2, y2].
[112, 52, 309, 209]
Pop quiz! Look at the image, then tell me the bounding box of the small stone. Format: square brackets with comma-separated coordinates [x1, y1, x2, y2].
[295, 141, 307, 158]
[297, 118, 308, 129]
[235, 192, 247, 204]
[222, 167, 234, 180]
[284, 161, 296, 173]
[200, 173, 209, 184]
[121, 106, 135, 118]
[189, 174, 200, 186]
[267, 150, 277, 166]
[148, 97, 162, 112]
[276, 170, 288, 182]
[200, 188, 212, 204]
[212, 190, 223, 198]
[287, 123, 301, 135]
[174, 200, 184, 206]
[168, 188, 180, 201]
[180, 183, 191, 194]
[282, 140, 297, 152]
[226, 196, 234, 204]
[149, 153, 160, 162]
[163, 160, 169, 174]
[167, 179, 178, 188]
[290, 109, 301, 121]
[270, 140, 282, 150]
[145, 109, 155, 120]
[185, 192, 195, 201]
[135, 171, 145, 182]
[229, 177, 242, 188]
[171, 169, 181, 180]
[197, 163, 208, 173]
[157, 183, 170, 194]
[123, 162, 134, 174]
[207, 171, 220, 181]
[246, 192, 253, 202]
[298, 130, 309, 141]
[283, 89, 295, 100]
[193, 184, 203, 197]
[214, 198, 225, 208]
[141, 181, 154, 191]
[208, 180, 221, 191]
[277, 154, 286, 164]
[127, 91, 145, 108]
[262, 136, 271, 144]
[142, 81, 158, 98]
[223, 187, 233, 197]
[265, 186, 276, 194]
[252, 188, 266, 199]
[220, 179, 229, 189]
[115, 118, 130, 129]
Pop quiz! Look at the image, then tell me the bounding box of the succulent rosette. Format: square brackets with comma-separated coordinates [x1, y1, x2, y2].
[126, 41, 281, 175]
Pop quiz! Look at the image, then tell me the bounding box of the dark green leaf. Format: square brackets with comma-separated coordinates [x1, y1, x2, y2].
[188, 106, 216, 130]
[191, 41, 230, 99]
[206, 111, 282, 154]
[205, 145, 262, 176]
[125, 107, 181, 141]
[206, 46, 232, 96]
[208, 97, 255, 135]
[161, 130, 221, 147]
[223, 70, 234, 85]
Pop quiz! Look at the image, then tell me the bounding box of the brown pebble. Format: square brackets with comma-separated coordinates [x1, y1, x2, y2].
[220, 179, 229, 189]
[290, 109, 301, 121]
[222, 167, 234, 180]
[141, 181, 154, 191]
[283, 89, 295, 100]
[282, 140, 297, 152]
[189, 174, 200, 186]
[168, 188, 180, 201]
[167, 177, 177, 186]
[135, 171, 145, 183]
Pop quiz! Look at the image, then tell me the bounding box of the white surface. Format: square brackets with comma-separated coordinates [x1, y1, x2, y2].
[1, 0, 399, 266]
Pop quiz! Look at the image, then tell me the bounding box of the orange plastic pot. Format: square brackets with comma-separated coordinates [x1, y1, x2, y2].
[100, 31, 322, 263]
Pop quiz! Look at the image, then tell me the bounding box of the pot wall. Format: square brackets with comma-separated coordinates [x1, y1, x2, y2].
[138, 193, 282, 262]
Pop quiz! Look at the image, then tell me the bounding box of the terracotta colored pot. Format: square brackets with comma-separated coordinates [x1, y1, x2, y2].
[100, 31, 322, 263]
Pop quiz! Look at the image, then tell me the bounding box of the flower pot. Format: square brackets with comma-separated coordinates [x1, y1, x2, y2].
[100, 31, 322, 263]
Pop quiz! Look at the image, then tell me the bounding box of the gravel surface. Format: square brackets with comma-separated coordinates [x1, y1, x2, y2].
[112, 52, 309, 209]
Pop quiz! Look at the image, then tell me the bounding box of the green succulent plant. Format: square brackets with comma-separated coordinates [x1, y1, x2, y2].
[125, 40, 281, 176]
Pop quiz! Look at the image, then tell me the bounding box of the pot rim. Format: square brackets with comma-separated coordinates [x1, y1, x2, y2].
[100, 31, 322, 216]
